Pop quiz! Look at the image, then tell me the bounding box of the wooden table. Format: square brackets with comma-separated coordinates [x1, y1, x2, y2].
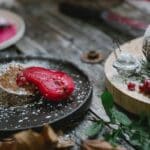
[0, 0, 147, 149]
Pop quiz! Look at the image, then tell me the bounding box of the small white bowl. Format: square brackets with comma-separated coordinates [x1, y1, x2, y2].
[0, 9, 25, 50]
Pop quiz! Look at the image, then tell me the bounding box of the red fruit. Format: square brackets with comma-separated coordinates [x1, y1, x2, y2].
[138, 79, 150, 94]
[139, 84, 145, 93]
[17, 67, 75, 102]
[143, 79, 150, 94]
[127, 82, 136, 91]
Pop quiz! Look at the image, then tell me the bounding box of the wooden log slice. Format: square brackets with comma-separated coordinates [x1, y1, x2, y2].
[105, 37, 150, 115]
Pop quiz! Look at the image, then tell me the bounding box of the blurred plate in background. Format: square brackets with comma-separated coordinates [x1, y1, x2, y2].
[0, 9, 25, 50]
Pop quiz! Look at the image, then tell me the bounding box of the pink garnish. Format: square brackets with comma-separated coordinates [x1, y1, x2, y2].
[0, 24, 16, 44]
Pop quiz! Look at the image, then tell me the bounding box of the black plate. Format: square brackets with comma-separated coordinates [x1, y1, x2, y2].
[0, 56, 92, 137]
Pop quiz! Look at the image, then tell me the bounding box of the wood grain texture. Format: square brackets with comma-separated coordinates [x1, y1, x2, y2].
[7, 0, 114, 120]
[0, 0, 146, 149]
[105, 37, 150, 115]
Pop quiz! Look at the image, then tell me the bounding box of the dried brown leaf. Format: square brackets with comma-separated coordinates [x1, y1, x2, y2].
[0, 138, 17, 150]
[57, 136, 74, 149]
[0, 125, 74, 150]
[15, 130, 45, 150]
[81, 140, 126, 150]
[42, 124, 58, 144]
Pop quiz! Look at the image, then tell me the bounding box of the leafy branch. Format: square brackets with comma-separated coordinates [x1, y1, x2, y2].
[85, 92, 150, 150]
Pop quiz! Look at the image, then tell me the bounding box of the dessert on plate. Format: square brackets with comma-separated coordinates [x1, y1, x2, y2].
[17, 66, 75, 102]
[0, 64, 75, 107]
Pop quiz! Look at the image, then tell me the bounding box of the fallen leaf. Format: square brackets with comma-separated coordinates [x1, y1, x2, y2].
[81, 140, 126, 150]
[0, 125, 74, 150]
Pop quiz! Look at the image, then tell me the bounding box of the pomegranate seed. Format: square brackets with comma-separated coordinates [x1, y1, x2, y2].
[139, 84, 145, 93]
[143, 79, 150, 94]
[138, 79, 150, 95]
[127, 82, 136, 91]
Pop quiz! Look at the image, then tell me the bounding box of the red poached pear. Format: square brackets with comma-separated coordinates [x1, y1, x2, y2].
[16, 67, 75, 102]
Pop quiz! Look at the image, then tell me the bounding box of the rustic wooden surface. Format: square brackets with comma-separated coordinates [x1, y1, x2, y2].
[0, 0, 149, 149]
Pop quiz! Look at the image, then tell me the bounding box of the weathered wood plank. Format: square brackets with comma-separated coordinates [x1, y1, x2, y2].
[3, 1, 110, 120]
[0, 46, 20, 57]
[0, 1, 137, 149]
[15, 0, 114, 52]
[16, 36, 48, 56]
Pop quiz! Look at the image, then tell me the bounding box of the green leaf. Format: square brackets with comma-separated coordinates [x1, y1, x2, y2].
[130, 139, 141, 147]
[98, 92, 150, 149]
[131, 127, 149, 139]
[147, 116, 150, 127]
[143, 140, 150, 150]
[111, 108, 132, 126]
[85, 121, 103, 137]
[101, 91, 113, 117]
[104, 129, 121, 146]
[123, 126, 150, 150]
[101, 92, 131, 125]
